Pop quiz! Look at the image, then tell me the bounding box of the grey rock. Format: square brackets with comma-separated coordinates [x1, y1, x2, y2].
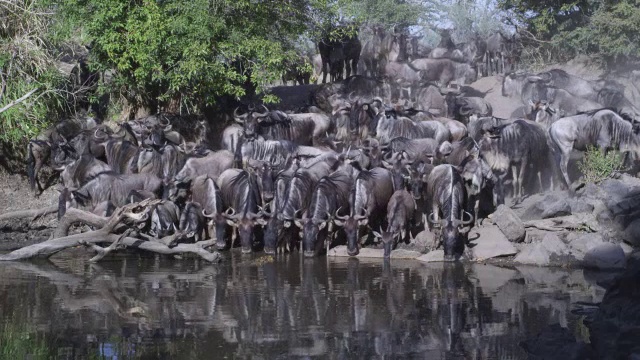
[583, 243, 626, 270]
[541, 199, 572, 219]
[623, 218, 640, 246]
[568, 199, 594, 214]
[328, 246, 382, 258]
[514, 233, 569, 266]
[568, 233, 606, 261]
[468, 225, 519, 260]
[390, 249, 422, 259]
[491, 205, 526, 243]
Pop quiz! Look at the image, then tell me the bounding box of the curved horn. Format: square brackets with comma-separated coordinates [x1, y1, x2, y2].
[348, 91, 357, 102]
[427, 212, 438, 225]
[158, 116, 171, 127]
[335, 207, 348, 221]
[253, 104, 269, 118]
[234, 107, 247, 123]
[461, 210, 474, 226]
[94, 127, 109, 141]
[202, 208, 217, 218]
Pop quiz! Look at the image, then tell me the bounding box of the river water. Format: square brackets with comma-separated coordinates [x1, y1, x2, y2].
[0, 251, 608, 359]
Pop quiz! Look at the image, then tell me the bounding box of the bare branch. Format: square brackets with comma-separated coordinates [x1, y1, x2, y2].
[0, 87, 39, 114]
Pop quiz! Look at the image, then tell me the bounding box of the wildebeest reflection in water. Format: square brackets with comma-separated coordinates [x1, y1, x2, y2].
[0, 253, 608, 359]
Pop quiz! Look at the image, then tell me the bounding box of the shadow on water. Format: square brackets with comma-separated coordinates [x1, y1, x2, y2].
[0, 252, 610, 359]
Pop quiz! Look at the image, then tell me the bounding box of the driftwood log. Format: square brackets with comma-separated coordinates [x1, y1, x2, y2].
[0, 199, 221, 263]
[0, 205, 58, 223]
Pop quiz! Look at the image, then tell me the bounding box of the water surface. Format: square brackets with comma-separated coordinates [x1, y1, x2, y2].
[0, 251, 606, 359]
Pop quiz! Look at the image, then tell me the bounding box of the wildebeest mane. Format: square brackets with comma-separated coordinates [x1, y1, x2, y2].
[229, 170, 260, 215]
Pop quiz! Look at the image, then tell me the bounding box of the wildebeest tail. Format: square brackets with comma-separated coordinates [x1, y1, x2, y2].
[58, 188, 70, 220]
[27, 141, 36, 191]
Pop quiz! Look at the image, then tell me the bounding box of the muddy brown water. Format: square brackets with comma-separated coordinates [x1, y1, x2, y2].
[0, 251, 608, 359]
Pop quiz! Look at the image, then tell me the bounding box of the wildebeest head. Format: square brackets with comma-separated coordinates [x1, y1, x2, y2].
[334, 209, 368, 256]
[234, 105, 269, 139]
[224, 207, 265, 253]
[249, 161, 275, 203]
[406, 162, 434, 200]
[170, 201, 204, 247]
[202, 207, 228, 250]
[459, 155, 493, 196]
[428, 211, 473, 261]
[294, 210, 330, 257]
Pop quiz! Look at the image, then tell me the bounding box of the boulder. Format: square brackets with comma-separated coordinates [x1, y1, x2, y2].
[623, 218, 640, 246]
[468, 225, 519, 260]
[568, 199, 594, 214]
[582, 243, 626, 270]
[491, 205, 526, 243]
[541, 199, 572, 219]
[514, 233, 570, 266]
[568, 233, 607, 261]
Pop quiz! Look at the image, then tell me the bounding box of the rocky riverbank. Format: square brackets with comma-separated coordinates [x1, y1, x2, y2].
[331, 174, 640, 269]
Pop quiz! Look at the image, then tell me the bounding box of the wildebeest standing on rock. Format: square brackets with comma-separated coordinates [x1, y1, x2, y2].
[479, 119, 555, 204]
[549, 109, 640, 187]
[426, 164, 473, 261]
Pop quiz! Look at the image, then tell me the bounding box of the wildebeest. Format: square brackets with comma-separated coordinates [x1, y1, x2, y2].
[318, 26, 362, 83]
[372, 186, 415, 258]
[411, 58, 477, 87]
[149, 200, 180, 239]
[375, 109, 451, 144]
[480, 119, 554, 204]
[169, 202, 205, 247]
[191, 175, 225, 249]
[443, 91, 493, 123]
[335, 167, 393, 256]
[426, 164, 473, 261]
[58, 172, 163, 219]
[58, 154, 112, 190]
[294, 170, 352, 257]
[485, 31, 518, 75]
[173, 150, 234, 183]
[217, 169, 263, 253]
[549, 109, 640, 187]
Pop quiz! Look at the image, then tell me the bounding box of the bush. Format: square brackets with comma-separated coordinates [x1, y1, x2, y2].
[578, 145, 626, 184]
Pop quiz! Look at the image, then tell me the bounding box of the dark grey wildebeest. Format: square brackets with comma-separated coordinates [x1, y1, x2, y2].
[426, 164, 473, 261]
[479, 119, 555, 204]
[335, 167, 393, 256]
[58, 172, 163, 219]
[294, 169, 352, 257]
[549, 109, 640, 187]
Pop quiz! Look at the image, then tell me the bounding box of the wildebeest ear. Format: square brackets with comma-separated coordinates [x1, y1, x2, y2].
[526, 75, 543, 83]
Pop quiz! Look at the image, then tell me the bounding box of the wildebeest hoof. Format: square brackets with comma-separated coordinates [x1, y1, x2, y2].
[264, 248, 275, 255]
[241, 247, 252, 254]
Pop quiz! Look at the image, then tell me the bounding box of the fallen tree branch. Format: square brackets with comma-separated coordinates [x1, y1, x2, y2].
[54, 207, 109, 238]
[0, 232, 220, 262]
[0, 87, 39, 114]
[80, 228, 132, 262]
[0, 205, 57, 222]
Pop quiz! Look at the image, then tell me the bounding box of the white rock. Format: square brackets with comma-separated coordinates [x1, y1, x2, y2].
[568, 233, 606, 261]
[390, 249, 422, 259]
[514, 233, 569, 266]
[417, 250, 445, 263]
[468, 225, 519, 260]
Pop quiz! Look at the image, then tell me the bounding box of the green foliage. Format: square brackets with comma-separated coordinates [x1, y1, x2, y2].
[0, 0, 72, 149]
[499, 0, 640, 66]
[339, 0, 433, 30]
[0, 316, 50, 359]
[55, 0, 347, 113]
[578, 146, 626, 184]
[434, 0, 506, 43]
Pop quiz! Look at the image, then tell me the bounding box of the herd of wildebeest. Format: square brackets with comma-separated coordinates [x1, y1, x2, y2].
[24, 25, 640, 261]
